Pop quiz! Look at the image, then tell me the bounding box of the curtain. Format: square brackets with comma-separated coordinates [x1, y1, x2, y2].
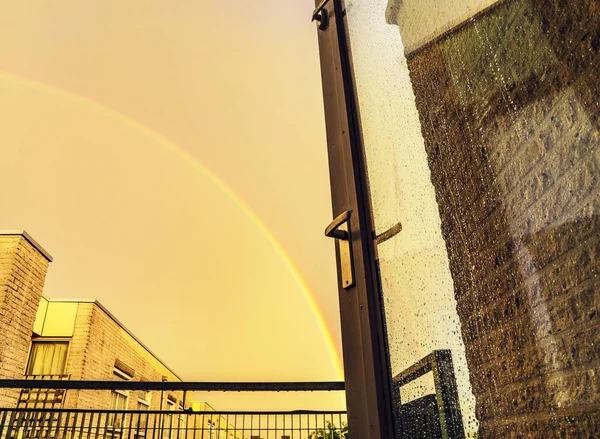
[27, 341, 69, 375]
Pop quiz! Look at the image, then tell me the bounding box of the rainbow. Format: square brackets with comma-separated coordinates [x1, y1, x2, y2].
[0, 72, 344, 380]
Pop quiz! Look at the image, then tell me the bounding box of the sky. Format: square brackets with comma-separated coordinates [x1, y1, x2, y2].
[0, 0, 345, 409]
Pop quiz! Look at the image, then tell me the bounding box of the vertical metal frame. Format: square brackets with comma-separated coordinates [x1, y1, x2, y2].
[314, 0, 395, 437]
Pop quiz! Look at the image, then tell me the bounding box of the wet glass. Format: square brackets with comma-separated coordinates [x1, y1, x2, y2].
[342, 0, 599, 437]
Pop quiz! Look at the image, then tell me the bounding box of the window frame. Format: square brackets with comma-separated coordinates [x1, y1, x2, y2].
[162, 397, 177, 439]
[112, 368, 132, 403]
[108, 367, 133, 432]
[134, 389, 151, 437]
[25, 338, 71, 377]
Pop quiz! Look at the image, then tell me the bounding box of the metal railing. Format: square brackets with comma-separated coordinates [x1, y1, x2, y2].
[0, 381, 347, 439]
[0, 408, 347, 439]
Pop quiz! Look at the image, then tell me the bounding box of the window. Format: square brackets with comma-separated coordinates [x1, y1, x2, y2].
[26, 340, 69, 376]
[108, 368, 132, 430]
[177, 403, 185, 434]
[135, 390, 151, 434]
[165, 397, 176, 411]
[163, 397, 176, 439]
[137, 390, 151, 410]
[19, 340, 70, 408]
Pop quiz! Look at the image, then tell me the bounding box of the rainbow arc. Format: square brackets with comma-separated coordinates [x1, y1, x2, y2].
[0, 72, 344, 380]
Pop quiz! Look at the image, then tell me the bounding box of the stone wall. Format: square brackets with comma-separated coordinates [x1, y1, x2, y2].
[404, 0, 599, 436]
[0, 232, 51, 407]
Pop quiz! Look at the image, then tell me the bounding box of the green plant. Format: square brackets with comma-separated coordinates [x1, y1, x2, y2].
[307, 421, 348, 439]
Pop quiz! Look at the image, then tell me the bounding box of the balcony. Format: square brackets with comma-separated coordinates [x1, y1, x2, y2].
[17, 376, 71, 410]
[0, 380, 347, 439]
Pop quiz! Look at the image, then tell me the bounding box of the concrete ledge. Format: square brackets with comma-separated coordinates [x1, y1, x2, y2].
[0, 230, 53, 262]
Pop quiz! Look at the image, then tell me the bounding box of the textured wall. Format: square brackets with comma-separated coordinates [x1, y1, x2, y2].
[0, 234, 51, 407]
[0, 231, 187, 410]
[405, 0, 599, 436]
[66, 302, 188, 410]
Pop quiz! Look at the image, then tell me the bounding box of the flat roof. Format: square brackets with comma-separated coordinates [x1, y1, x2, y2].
[0, 230, 53, 262]
[43, 297, 183, 381]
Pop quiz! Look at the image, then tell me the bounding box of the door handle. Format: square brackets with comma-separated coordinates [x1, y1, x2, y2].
[325, 210, 355, 289]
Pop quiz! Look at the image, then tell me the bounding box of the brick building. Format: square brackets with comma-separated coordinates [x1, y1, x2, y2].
[0, 230, 190, 412]
[191, 402, 245, 439]
[385, 0, 600, 436]
[0, 231, 51, 407]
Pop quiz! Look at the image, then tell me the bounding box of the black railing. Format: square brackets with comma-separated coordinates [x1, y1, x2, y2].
[0, 408, 347, 439]
[0, 382, 344, 392]
[0, 381, 347, 439]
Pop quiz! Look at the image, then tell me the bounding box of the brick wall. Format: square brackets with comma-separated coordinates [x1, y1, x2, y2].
[404, 0, 599, 436]
[65, 302, 189, 410]
[0, 231, 188, 410]
[0, 232, 51, 406]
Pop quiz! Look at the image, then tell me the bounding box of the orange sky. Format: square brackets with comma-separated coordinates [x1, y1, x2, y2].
[0, 0, 344, 410]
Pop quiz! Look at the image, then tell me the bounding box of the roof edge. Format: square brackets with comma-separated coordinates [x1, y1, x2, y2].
[0, 230, 53, 262]
[93, 300, 183, 381]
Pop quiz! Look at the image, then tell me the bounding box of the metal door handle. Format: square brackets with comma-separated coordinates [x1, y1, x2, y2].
[325, 210, 355, 289]
[325, 210, 351, 239]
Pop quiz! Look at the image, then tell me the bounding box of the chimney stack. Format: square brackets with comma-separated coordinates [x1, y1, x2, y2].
[0, 231, 52, 406]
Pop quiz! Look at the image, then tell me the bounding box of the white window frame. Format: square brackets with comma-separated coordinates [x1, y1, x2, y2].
[135, 389, 151, 437]
[108, 367, 133, 432]
[163, 397, 177, 439]
[137, 390, 151, 408]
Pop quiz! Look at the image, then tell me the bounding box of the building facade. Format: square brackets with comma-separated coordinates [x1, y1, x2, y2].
[0, 230, 190, 412]
[0, 232, 318, 439]
[191, 402, 245, 439]
[0, 232, 52, 407]
[23, 297, 189, 412]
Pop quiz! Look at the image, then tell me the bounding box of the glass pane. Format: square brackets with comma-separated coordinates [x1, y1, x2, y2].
[110, 392, 128, 410]
[343, 0, 599, 437]
[26, 341, 69, 375]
